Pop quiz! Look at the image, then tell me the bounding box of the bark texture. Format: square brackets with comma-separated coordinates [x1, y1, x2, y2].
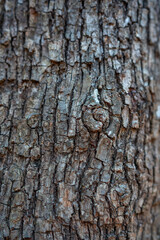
[0, 0, 160, 239]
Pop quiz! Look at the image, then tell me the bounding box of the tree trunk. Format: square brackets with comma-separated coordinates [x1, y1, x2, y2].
[0, 0, 160, 239]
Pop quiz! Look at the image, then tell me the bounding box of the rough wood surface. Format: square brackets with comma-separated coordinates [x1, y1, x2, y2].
[0, 0, 160, 239]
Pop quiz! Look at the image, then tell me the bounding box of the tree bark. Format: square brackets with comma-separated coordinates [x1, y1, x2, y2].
[0, 0, 160, 239]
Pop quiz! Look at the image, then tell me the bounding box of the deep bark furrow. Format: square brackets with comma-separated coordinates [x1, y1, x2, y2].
[0, 0, 159, 239]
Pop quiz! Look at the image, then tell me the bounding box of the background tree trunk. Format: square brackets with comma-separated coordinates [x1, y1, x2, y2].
[0, 0, 160, 239]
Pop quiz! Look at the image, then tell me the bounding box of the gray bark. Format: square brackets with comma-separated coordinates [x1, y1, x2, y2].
[0, 0, 160, 239]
